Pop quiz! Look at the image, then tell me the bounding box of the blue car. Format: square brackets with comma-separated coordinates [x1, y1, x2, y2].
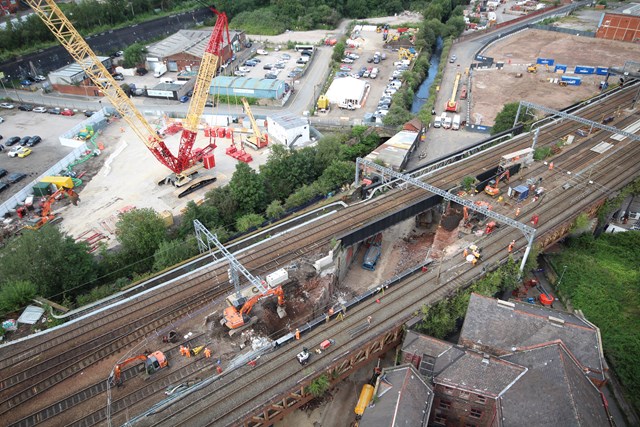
[20, 80, 32, 86]
[179, 95, 190, 103]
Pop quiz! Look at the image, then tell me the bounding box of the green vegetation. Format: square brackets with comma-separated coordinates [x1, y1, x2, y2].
[417, 259, 521, 338]
[490, 102, 535, 135]
[597, 177, 640, 223]
[0, 281, 37, 314]
[570, 212, 591, 232]
[306, 374, 331, 398]
[533, 146, 553, 161]
[549, 232, 640, 411]
[461, 176, 476, 192]
[0, 1, 203, 62]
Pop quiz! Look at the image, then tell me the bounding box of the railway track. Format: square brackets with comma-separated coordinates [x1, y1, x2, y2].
[140, 110, 640, 427]
[1, 85, 637, 426]
[141, 127, 640, 426]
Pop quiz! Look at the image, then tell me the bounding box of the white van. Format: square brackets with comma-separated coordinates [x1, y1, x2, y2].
[434, 114, 442, 128]
[452, 114, 461, 130]
[443, 114, 452, 129]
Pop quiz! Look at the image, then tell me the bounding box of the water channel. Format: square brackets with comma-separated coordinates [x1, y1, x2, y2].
[411, 37, 444, 114]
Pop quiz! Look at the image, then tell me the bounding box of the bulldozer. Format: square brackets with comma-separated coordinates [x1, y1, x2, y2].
[527, 64, 538, 73]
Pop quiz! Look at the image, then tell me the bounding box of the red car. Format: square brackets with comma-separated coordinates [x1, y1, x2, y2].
[61, 108, 75, 116]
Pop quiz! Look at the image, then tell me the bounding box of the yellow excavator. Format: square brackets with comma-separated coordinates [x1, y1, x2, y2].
[527, 64, 538, 73]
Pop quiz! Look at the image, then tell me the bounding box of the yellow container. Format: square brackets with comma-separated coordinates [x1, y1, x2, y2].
[160, 210, 174, 227]
[354, 384, 374, 417]
[40, 176, 74, 189]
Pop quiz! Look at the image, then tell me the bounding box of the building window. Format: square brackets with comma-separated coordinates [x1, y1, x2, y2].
[470, 408, 483, 419]
[459, 391, 470, 400]
[444, 386, 454, 395]
[476, 395, 486, 404]
[434, 414, 447, 425]
[439, 400, 451, 410]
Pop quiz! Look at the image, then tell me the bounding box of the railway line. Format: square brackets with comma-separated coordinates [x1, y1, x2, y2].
[1, 84, 638, 426]
[140, 113, 640, 426]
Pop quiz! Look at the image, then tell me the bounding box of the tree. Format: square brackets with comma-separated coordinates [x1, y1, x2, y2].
[306, 374, 330, 398]
[0, 226, 96, 299]
[229, 162, 266, 216]
[115, 208, 167, 272]
[331, 41, 346, 63]
[236, 213, 265, 233]
[491, 102, 533, 135]
[178, 201, 221, 238]
[153, 238, 198, 271]
[284, 184, 321, 210]
[315, 135, 344, 168]
[205, 186, 239, 229]
[316, 160, 355, 193]
[382, 104, 413, 128]
[266, 200, 285, 220]
[123, 42, 147, 68]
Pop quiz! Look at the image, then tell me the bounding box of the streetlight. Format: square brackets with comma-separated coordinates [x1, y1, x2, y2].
[557, 265, 568, 287]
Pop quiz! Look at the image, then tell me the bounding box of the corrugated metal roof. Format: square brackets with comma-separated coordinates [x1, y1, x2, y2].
[269, 112, 308, 130]
[147, 29, 242, 59]
[211, 76, 284, 92]
[365, 130, 418, 171]
[17, 305, 45, 325]
[614, 2, 640, 16]
[50, 56, 111, 77]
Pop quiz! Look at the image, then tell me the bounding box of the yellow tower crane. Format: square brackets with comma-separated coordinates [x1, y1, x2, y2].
[241, 98, 268, 150]
[445, 72, 462, 113]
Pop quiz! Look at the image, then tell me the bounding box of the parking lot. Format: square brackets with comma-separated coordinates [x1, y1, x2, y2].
[0, 107, 86, 204]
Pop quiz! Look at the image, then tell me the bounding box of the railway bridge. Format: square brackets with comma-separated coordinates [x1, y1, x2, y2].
[1, 83, 639, 427]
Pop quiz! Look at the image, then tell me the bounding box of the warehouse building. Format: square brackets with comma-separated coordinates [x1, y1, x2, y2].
[145, 29, 246, 75]
[48, 56, 114, 96]
[364, 130, 421, 171]
[266, 112, 310, 147]
[595, 3, 640, 42]
[210, 76, 286, 100]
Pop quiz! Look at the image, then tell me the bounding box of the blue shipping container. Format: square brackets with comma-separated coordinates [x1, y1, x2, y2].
[596, 67, 609, 75]
[561, 75, 582, 86]
[574, 65, 595, 74]
[554, 64, 567, 73]
[536, 58, 555, 65]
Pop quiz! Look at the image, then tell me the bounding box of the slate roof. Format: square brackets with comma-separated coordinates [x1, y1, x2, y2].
[434, 351, 526, 398]
[147, 29, 241, 59]
[402, 330, 465, 377]
[460, 293, 604, 381]
[360, 365, 433, 427]
[500, 342, 612, 427]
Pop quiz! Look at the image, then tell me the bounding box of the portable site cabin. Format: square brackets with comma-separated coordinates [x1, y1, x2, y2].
[499, 148, 534, 170]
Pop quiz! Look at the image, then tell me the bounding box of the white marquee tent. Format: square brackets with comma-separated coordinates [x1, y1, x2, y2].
[325, 77, 368, 108]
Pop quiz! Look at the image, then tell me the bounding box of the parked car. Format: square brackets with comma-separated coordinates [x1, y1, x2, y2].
[19, 136, 31, 146]
[0, 167, 7, 178]
[233, 70, 247, 77]
[238, 66, 251, 73]
[113, 73, 124, 81]
[281, 53, 291, 60]
[8, 146, 31, 158]
[264, 73, 277, 79]
[6, 172, 26, 183]
[61, 108, 75, 116]
[179, 95, 190, 103]
[244, 60, 258, 67]
[5, 136, 20, 146]
[342, 57, 354, 64]
[32, 106, 47, 113]
[0, 103, 14, 109]
[335, 71, 349, 78]
[339, 65, 352, 71]
[26, 135, 41, 147]
[257, 49, 268, 55]
[20, 80, 32, 86]
[263, 63, 273, 70]
[18, 104, 34, 111]
[34, 75, 47, 82]
[450, 54, 457, 63]
[275, 62, 286, 69]
[0, 182, 8, 193]
[136, 68, 148, 76]
[83, 110, 95, 117]
[48, 108, 61, 115]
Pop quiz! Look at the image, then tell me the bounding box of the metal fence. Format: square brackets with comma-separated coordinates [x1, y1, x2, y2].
[532, 24, 595, 38]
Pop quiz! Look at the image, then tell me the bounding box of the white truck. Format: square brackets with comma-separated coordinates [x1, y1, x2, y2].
[154, 64, 167, 78]
[443, 113, 452, 129]
[339, 102, 356, 110]
[452, 114, 461, 130]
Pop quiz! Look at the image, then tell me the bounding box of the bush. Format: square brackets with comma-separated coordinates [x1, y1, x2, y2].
[306, 374, 330, 398]
[266, 200, 285, 220]
[76, 284, 115, 307]
[0, 280, 37, 314]
[533, 146, 552, 161]
[284, 184, 321, 210]
[461, 176, 476, 192]
[236, 213, 265, 233]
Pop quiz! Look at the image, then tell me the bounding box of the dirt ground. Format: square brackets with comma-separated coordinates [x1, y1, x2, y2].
[473, 29, 640, 125]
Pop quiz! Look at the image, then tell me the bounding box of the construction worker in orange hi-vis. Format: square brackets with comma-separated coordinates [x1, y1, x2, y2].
[204, 348, 211, 358]
[531, 214, 539, 226]
[179, 346, 186, 356]
[463, 248, 468, 257]
[295, 328, 300, 340]
[328, 307, 334, 316]
[508, 240, 515, 253]
[185, 347, 191, 358]
[516, 207, 521, 217]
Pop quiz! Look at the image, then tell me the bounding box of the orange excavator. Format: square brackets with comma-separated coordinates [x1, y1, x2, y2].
[22, 187, 79, 230]
[485, 169, 510, 197]
[222, 286, 285, 335]
[110, 351, 168, 386]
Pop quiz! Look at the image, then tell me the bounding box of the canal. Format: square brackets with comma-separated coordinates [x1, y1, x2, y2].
[411, 37, 444, 114]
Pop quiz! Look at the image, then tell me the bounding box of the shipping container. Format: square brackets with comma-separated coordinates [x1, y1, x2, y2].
[574, 65, 595, 75]
[561, 75, 582, 86]
[554, 64, 567, 73]
[596, 67, 609, 76]
[536, 58, 555, 66]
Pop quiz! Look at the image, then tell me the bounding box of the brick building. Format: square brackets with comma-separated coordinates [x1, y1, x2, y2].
[595, 3, 640, 43]
[396, 294, 612, 427]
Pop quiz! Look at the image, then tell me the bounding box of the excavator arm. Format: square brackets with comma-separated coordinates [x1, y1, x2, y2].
[112, 354, 149, 385]
[177, 9, 230, 169]
[240, 286, 284, 316]
[25, 0, 181, 173]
